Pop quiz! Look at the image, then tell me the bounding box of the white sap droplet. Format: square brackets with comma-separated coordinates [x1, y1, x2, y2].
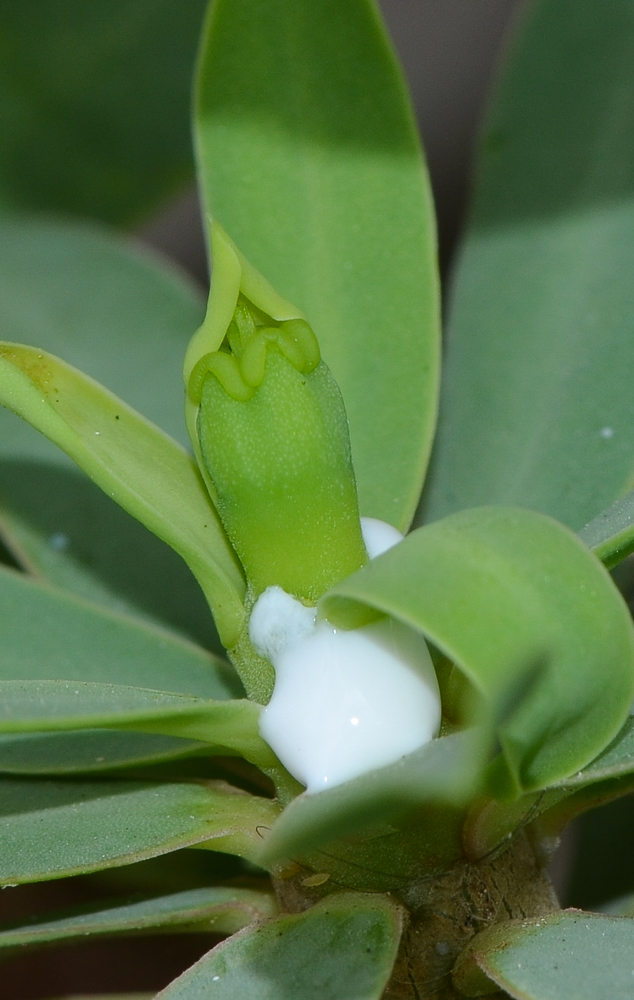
[360, 516, 404, 558]
[253, 519, 440, 794]
[600, 426, 614, 439]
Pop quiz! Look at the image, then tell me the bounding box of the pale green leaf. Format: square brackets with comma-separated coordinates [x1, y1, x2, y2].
[322, 507, 634, 796]
[0, 341, 245, 646]
[453, 910, 634, 1000]
[0, 0, 208, 223]
[422, 0, 634, 531]
[0, 565, 238, 698]
[0, 218, 219, 649]
[0, 778, 279, 884]
[156, 892, 402, 1000]
[196, 0, 439, 530]
[0, 886, 277, 949]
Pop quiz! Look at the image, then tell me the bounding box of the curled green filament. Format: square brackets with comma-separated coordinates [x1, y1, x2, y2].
[188, 312, 321, 405]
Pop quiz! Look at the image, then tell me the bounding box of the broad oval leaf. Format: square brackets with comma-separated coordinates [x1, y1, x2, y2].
[0, 341, 245, 647]
[156, 892, 402, 1000]
[0, 886, 277, 950]
[0, 778, 280, 884]
[0, 217, 220, 649]
[195, 0, 439, 530]
[422, 0, 634, 531]
[453, 910, 634, 1000]
[0, 0, 208, 223]
[322, 507, 634, 796]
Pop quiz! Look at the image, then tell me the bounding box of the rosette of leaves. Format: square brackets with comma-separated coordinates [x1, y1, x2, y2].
[2, 1, 634, 998]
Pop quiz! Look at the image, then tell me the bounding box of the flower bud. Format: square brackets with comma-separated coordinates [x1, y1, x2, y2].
[184, 222, 367, 602]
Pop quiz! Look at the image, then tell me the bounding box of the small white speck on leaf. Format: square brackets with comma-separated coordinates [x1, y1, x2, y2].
[600, 426, 614, 439]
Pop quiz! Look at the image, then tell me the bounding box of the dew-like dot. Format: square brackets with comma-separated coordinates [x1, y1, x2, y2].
[600, 426, 614, 439]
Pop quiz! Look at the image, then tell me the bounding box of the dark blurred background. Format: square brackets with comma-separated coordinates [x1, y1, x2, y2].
[139, 0, 526, 287]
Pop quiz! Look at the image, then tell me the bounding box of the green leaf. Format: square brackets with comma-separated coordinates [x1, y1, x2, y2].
[0, 217, 222, 649]
[0, 887, 277, 950]
[0, 679, 279, 775]
[422, 0, 634, 531]
[0, 778, 279, 884]
[554, 717, 634, 790]
[0, 340, 245, 647]
[0, 730, 205, 775]
[258, 729, 483, 865]
[0, 0, 208, 224]
[322, 507, 634, 796]
[0, 565, 239, 699]
[452, 910, 634, 999]
[195, 0, 439, 531]
[578, 489, 634, 568]
[155, 892, 402, 1000]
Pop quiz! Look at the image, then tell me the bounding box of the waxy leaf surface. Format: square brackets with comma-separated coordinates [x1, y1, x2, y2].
[196, 0, 439, 530]
[422, 0, 634, 531]
[0, 339, 245, 647]
[0, 0, 207, 223]
[0, 778, 279, 884]
[0, 730, 204, 775]
[453, 910, 634, 999]
[322, 507, 634, 795]
[0, 218, 222, 649]
[156, 892, 402, 1000]
[0, 886, 277, 950]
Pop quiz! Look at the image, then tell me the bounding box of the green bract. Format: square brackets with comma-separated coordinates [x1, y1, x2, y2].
[184, 223, 367, 602]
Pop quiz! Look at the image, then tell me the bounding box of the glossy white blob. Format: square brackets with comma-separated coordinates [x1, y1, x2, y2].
[360, 517, 404, 558]
[259, 616, 441, 792]
[253, 519, 440, 793]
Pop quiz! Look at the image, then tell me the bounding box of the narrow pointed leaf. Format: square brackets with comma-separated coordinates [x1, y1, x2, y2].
[0, 0, 208, 223]
[322, 507, 634, 796]
[196, 0, 439, 530]
[453, 910, 634, 1000]
[554, 717, 634, 789]
[0, 218, 219, 648]
[0, 730, 204, 775]
[258, 729, 483, 864]
[0, 565, 239, 699]
[0, 887, 277, 950]
[156, 892, 402, 1000]
[422, 0, 634, 531]
[0, 778, 279, 884]
[0, 680, 278, 776]
[579, 489, 634, 568]
[0, 342, 245, 646]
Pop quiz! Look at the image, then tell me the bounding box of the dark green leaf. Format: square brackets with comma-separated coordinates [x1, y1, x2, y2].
[0, 0, 208, 223]
[0, 565, 239, 699]
[0, 218, 223, 649]
[156, 892, 402, 1000]
[196, 0, 439, 530]
[259, 730, 482, 865]
[422, 0, 634, 532]
[0, 778, 279, 884]
[453, 910, 634, 999]
[0, 886, 277, 949]
[322, 507, 634, 796]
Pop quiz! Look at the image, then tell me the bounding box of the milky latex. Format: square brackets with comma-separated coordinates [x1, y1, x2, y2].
[251, 518, 441, 793]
